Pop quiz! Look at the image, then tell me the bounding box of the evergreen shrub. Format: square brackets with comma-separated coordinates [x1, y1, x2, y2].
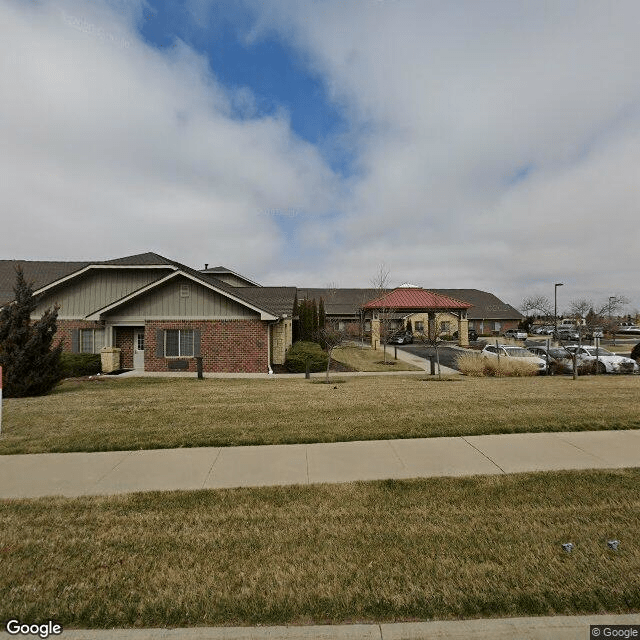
[60, 353, 102, 378]
[285, 341, 328, 373]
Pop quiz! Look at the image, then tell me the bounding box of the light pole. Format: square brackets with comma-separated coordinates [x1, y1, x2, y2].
[609, 296, 616, 346]
[554, 283, 563, 338]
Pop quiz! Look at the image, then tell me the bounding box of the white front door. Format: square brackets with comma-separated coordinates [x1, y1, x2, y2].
[133, 330, 145, 370]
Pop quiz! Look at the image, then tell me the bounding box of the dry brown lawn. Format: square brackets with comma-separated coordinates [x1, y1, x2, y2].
[0, 375, 638, 454]
[332, 345, 422, 371]
[1, 470, 639, 628]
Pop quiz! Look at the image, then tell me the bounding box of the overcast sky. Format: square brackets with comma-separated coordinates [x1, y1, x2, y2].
[1, 0, 639, 313]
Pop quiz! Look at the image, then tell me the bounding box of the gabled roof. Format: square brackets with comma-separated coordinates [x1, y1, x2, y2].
[200, 265, 261, 287]
[101, 252, 178, 266]
[363, 288, 473, 310]
[0, 253, 288, 319]
[296, 288, 381, 317]
[0, 260, 89, 306]
[296, 287, 522, 320]
[430, 289, 523, 320]
[228, 286, 297, 317]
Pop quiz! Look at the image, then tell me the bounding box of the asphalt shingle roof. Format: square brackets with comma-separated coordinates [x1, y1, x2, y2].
[0, 260, 89, 306]
[0, 253, 521, 321]
[296, 287, 522, 320]
[363, 288, 472, 310]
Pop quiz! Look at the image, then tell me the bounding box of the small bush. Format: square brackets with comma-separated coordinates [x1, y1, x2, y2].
[285, 341, 328, 373]
[631, 342, 640, 363]
[60, 353, 102, 378]
[456, 352, 538, 377]
[487, 358, 539, 377]
[456, 352, 486, 377]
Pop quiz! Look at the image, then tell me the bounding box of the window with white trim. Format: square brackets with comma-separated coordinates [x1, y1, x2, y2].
[165, 329, 194, 357]
[80, 329, 105, 353]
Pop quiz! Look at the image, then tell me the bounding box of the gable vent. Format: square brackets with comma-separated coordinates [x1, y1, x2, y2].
[180, 284, 191, 298]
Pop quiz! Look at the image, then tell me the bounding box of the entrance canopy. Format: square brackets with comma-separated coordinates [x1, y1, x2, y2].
[363, 288, 472, 313]
[362, 287, 473, 346]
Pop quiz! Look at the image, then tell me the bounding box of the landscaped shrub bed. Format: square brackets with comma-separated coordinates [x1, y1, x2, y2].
[59, 353, 102, 378]
[456, 351, 538, 377]
[285, 341, 328, 373]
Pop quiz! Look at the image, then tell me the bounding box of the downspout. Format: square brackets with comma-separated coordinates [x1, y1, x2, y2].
[266, 320, 278, 374]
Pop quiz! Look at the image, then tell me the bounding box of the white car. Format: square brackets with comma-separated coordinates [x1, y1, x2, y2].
[503, 329, 528, 340]
[482, 344, 547, 373]
[616, 325, 640, 335]
[564, 345, 639, 374]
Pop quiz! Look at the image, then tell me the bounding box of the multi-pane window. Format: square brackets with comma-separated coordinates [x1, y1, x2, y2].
[80, 329, 105, 353]
[415, 321, 424, 332]
[440, 321, 451, 333]
[165, 329, 194, 357]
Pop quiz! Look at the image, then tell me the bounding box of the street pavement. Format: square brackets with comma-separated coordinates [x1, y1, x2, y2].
[2, 613, 640, 639]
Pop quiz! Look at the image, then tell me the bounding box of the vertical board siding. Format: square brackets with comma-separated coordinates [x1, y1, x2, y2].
[34, 269, 171, 317]
[108, 278, 257, 319]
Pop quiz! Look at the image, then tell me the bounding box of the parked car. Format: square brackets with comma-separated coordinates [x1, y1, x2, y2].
[529, 325, 549, 335]
[584, 326, 604, 340]
[387, 331, 413, 345]
[556, 328, 580, 341]
[503, 329, 528, 340]
[563, 345, 639, 374]
[538, 326, 556, 335]
[616, 325, 640, 335]
[452, 329, 478, 341]
[526, 345, 575, 375]
[482, 344, 547, 373]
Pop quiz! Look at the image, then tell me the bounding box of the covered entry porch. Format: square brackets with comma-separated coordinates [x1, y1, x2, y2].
[108, 324, 146, 371]
[362, 288, 473, 347]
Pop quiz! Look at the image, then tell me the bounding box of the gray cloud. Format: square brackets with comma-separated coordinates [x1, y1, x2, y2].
[2, 0, 639, 313]
[0, 0, 338, 275]
[237, 0, 640, 309]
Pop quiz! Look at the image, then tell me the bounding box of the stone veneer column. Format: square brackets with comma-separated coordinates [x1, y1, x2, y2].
[457, 317, 470, 347]
[371, 317, 380, 349]
[100, 347, 121, 373]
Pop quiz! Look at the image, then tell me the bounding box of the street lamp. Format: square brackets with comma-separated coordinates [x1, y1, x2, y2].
[554, 283, 563, 337]
[609, 296, 616, 346]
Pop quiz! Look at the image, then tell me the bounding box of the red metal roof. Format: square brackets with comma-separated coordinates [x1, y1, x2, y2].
[363, 288, 473, 310]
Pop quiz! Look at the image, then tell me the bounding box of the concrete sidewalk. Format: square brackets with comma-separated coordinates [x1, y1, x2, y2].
[2, 613, 639, 639]
[1, 429, 639, 499]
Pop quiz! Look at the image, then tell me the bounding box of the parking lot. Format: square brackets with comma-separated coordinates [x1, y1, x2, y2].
[397, 337, 639, 373]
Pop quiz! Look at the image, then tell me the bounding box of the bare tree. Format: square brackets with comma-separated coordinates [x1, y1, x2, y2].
[415, 311, 447, 379]
[318, 327, 346, 383]
[596, 295, 630, 345]
[566, 298, 592, 341]
[369, 263, 394, 363]
[520, 295, 553, 331]
[567, 298, 592, 321]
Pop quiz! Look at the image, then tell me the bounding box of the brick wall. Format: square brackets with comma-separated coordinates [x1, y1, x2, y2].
[145, 319, 268, 373]
[114, 327, 134, 369]
[55, 319, 105, 352]
[471, 319, 520, 335]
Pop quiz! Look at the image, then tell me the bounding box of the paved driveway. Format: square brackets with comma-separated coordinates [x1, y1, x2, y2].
[398, 344, 463, 370]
